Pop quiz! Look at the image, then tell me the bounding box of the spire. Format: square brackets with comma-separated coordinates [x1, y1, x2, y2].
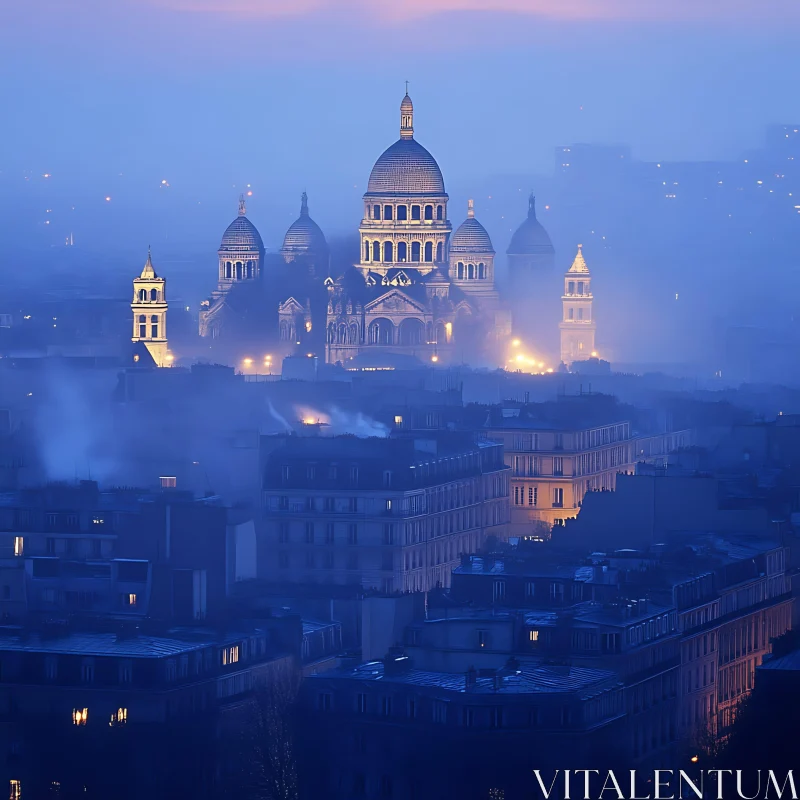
[140, 245, 157, 279]
[528, 193, 536, 219]
[400, 89, 414, 140]
[238, 194, 246, 216]
[300, 191, 309, 217]
[568, 243, 589, 274]
[467, 198, 475, 219]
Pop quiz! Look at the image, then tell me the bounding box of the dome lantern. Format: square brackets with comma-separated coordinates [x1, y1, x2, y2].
[400, 91, 414, 140]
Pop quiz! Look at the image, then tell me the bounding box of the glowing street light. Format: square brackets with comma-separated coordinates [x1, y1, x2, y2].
[511, 339, 521, 347]
[242, 358, 253, 367]
[431, 355, 439, 363]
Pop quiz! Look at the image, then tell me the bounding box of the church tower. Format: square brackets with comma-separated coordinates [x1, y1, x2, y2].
[559, 244, 595, 367]
[132, 248, 170, 367]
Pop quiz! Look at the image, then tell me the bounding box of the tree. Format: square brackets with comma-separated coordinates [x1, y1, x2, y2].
[225, 660, 301, 800]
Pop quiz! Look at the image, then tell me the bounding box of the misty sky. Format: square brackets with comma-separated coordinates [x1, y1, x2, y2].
[2, 0, 797, 222]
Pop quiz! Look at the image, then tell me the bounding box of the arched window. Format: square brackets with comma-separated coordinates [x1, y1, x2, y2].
[467, 263, 474, 279]
[246, 261, 253, 278]
[411, 205, 421, 221]
[397, 242, 407, 262]
[364, 240, 370, 261]
[457, 262, 464, 279]
[383, 241, 393, 262]
[568, 281, 575, 294]
[235, 262, 243, 280]
[424, 241, 433, 262]
[424, 205, 433, 220]
[577, 281, 584, 295]
[436, 321, 447, 345]
[436, 205, 443, 220]
[426, 321, 434, 343]
[397, 205, 407, 221]
[225, 262, 232, 279]
[383, 205, 393, 221]
[338, 323, 347, 343]
[138, 315, 146, 338]
[138, 289, 146, 302]
[349, 323, 359, 344]
[325, 323, 334, 343]
[373, 241, 381, 261]
[478, 263, 486, 279]
[149, 289, 157, 301]
[151, 315, 159, 338]
[411, 241, 420, 262]
[436, 242, 443, 262]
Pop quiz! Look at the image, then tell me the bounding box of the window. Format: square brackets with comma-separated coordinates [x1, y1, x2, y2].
[305, 523, 315, 544]
[46, 538, 56, 555]
[81, 661, 95, 683]
[384, 205, 393, 221]
[325, 523, 335, 544]
[433, 700, 447, 723]
[553, 488, 564, 507]
[279, 523, 289, 543]
[477, 630, 489, 648]
[9, 781, 21, 800]
[424, 241, 433, 262]
[13, 537, 23, 557]
[348, 524, 358, 545]
[357, 693, 367, 713]
[529, 630, 539, 642]
[411, 205, 421, 220]
[424, 204, 433, 220]
[306, 465, 316, 480]
[384, 524, 395, 545]
[318, 693, 332, 712]
[72, 708, 88, 726]
[493, 580, 506, 602]
[578, 308, 584, 320]
[397, 205, 407, 220]
[324, 551, 334, 569]
[222, 645, 240, 666]
[45, 656, 57, 680]
[109, 708, 127, 727]
[411, 241, 421, 261]
[119, 661, 132, 684]
[528, 486, 537, 506]
[553, 457, 563, 476]
[408, 697, 417, 718]
[394, 415, 403, 427]
[124, 593, 137, 608]
[550, 582, 564, 601]
[525, 581, 535, 598]
[151, 315, 158, 338]
[381, 696, 392, 716]
[373, 204, 380, 220]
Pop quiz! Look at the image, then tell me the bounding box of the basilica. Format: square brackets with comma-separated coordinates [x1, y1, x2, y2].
[195, 91, 564, 368]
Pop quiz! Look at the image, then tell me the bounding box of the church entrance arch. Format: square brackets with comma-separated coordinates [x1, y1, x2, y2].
[368, 318, 394, 345]
[399, 318, 424, 346]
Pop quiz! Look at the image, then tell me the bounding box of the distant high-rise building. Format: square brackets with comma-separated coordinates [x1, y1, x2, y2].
[131, 248, 169, 367]
[559, 244, 595, 367]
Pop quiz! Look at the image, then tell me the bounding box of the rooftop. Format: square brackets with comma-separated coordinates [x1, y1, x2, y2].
[318, 659, 620, 696]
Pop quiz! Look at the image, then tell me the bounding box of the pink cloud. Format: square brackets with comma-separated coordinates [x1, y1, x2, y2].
[143, 0, 798, 24]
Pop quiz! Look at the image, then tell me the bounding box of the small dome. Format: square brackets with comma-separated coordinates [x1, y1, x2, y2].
[450, 200, 494, 255]
[366, 138, 445, 196]
[281, 192, 328, 258]
[507, 195, 554, 256]
[219, 197, 264, 253]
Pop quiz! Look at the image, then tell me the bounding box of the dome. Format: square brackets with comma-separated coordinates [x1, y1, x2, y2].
[365, 93, 445, 196]
[367, 139, 445, 196]
[219, 196, 264, 253]
[450, 200, 494, 255]
[281, 192, 328, 257]
[507, 195, 554, 256]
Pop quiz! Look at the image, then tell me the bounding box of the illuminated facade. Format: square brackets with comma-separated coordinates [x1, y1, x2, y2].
[325, 93, 508, 366]
[131, 248, 169, 367]
[559, 244, 596, 367]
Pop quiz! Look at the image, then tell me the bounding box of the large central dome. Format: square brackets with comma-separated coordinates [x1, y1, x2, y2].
[365, 94, 446, 196]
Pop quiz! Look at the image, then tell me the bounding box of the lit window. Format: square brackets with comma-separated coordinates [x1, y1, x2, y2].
[529, 630, 539, 642]
[126, 594, 137, 608]
[9, 781, 21, 800]
[394, 415, 403, 426]
[222, 645, 240, 666]
[13, 537, 23, 557]
[92, 516, 104, 525]
[72, 708, 88, 726]
[109, 708, 127, 727]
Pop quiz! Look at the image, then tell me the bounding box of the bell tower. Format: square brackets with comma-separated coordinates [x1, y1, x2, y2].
[132, 247, 170, 367]
[559, 244, 596, 367]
